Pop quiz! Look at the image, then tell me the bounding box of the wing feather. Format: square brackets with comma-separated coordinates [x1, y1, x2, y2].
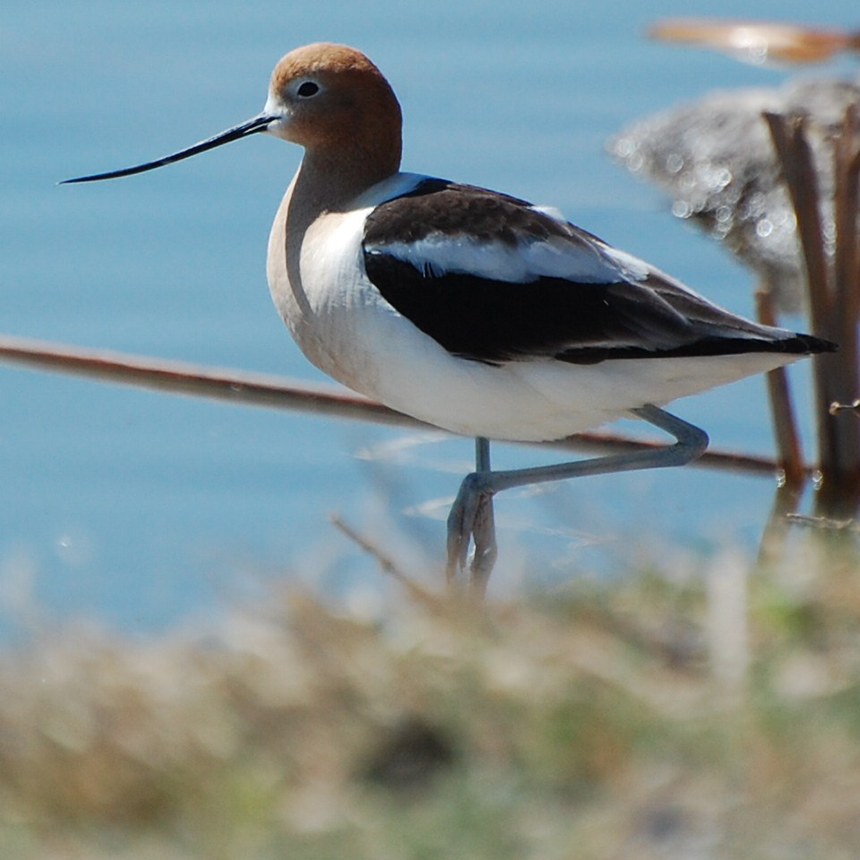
[362, 178, 831, 364]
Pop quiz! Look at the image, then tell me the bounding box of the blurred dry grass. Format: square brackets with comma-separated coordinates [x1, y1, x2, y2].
[1, 534, 859, 859]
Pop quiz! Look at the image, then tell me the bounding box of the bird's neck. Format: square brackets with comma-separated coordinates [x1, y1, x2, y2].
[287, 141, 400, 227]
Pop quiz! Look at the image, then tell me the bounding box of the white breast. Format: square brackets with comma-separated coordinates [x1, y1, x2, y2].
[267, 173, 424, 393]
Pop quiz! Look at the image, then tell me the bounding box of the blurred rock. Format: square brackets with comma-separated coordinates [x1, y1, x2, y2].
[362, 716, 456, 792]
[609, 77, 860, 313]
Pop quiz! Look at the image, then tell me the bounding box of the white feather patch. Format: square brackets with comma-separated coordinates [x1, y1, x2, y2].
[372, 232, 625, 284]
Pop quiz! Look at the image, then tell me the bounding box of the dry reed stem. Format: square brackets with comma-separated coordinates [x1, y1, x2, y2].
[329, 514, 440, 608]
[0, 333, 787, 478]
[755, 284, 805, 488]
[764, 109, 860, 515]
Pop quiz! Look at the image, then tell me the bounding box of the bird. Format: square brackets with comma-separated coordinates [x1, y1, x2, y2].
[63, 42, 835, 592]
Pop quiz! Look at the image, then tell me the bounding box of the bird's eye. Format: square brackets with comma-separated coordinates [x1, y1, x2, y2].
[297, 81, 320, 98]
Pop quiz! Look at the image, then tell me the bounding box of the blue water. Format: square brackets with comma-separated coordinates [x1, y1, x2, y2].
[0, 0, 853, 634]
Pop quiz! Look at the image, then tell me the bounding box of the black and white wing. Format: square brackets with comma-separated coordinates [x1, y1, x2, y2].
[362, 178, 831, 365]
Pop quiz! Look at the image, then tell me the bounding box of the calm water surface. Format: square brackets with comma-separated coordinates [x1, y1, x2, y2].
[1, 0, 854, 634]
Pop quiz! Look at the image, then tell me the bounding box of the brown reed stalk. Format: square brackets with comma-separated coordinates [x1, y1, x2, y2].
[755, 283, 805, 489]
[764, 109, 860, 516]
[0, 333, 786, 477]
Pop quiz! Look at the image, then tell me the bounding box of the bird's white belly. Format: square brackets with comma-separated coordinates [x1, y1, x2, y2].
[267, 191, 800, 442]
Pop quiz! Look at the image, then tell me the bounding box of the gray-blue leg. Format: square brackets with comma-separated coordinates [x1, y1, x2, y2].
[445, 404, 709, 590]
[446, 436, 498, 594]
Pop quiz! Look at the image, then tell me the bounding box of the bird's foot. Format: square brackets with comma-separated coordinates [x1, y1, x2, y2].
[446, 471, 498, 596]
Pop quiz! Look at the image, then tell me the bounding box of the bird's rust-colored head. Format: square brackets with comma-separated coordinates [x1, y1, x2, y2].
[265, 43, 403, 181]
[62, 43, 403, 187]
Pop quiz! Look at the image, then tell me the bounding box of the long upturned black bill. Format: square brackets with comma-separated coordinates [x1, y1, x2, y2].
[61, 113, 277, 184]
